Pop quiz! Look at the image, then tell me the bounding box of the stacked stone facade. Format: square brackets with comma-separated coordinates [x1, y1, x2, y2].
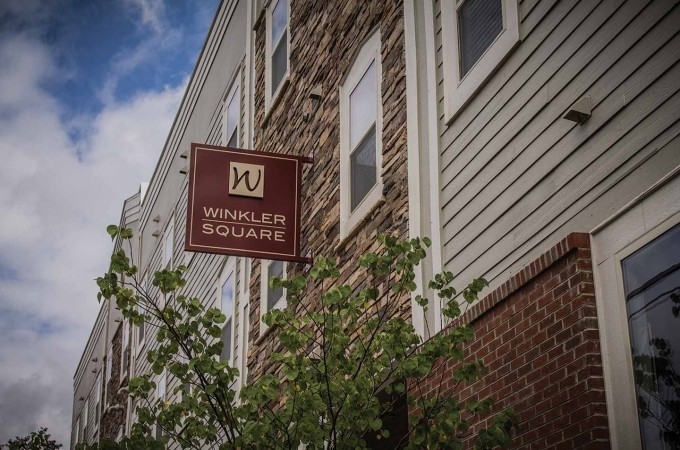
[100, 322, 129, 440]
[249, 0, 410, 378]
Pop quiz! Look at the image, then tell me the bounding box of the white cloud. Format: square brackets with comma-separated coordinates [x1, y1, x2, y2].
[124, 0, 167, 35]
[97, 0, 180, 106]
[0, 31, 185, 445]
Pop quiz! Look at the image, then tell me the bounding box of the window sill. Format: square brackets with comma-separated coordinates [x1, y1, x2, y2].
[336, 194, 386, 251]
[262, 76, 290, 129]
[256, 320, 279, 345]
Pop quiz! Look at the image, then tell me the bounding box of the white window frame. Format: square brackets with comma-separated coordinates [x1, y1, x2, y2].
[259, 259, 287, 335]
[74, 416, 80, 445]
[82, 399, 89, 441]
[219, 257, 237, 365]
[591, 170, 680, 450]
[120, 319, 130, 382]
[339, 30, 384, 241]
[105, 343, 113, 382]
[237, 258, 251, 389]
[157, 369, 167, 403]
[104, 343, 113, 406]
[441, 0, 519, 122]
[136, 274, 147, 354]
[224, 79, 240, 148]
[155, 370, 167, 439]
[265, 0, 290, 110]
[163, 217, 174, 270]
[93, 371, 101, 433]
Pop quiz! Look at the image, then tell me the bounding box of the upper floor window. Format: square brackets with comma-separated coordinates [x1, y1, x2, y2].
[441, 0, 519, 121]
[121, 319, 130, 381]
[136, 276, 146, 351]
[219, 258, 236, 363]
[82, 400, 89, 441]
[155, 370, 167, 439]
[339, 31, 383, 240]
[94, 371, 101, 430]
[163, 218, 174, 269]
[260, 259, 286, 334]
[104, 342, 113, 406]
[224, 81, 240, 148]
[105, 343, 113, 383]
[266, 0, 289, 109]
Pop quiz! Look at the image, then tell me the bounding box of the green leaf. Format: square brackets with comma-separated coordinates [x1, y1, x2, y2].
[106, 225, 119, 240]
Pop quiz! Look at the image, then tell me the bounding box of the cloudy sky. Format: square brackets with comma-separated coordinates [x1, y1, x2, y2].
[0, 0, 219, 444]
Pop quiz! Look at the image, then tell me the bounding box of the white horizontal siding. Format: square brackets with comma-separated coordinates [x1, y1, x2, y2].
[437, 0, 680, 287]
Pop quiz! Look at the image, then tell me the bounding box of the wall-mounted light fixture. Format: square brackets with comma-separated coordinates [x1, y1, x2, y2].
[303, 86, 324, 122]
[563, 95, 591, 125]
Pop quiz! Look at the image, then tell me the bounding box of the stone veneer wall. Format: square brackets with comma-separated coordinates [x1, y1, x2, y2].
[249, 0, 410, 379]
[101, 322, 129, 440]
[415, 233, 611, 449]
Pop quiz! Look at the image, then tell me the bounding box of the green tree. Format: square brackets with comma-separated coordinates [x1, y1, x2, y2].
[91, 226, 517, 449]
[2, 428, 62, 450]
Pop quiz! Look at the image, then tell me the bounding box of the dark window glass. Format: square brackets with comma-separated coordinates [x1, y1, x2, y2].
[267, 260, 284, 311]
[272, 34, 288, 94]
[227, 130, 238, 148]
[458, 0, 503, 77]
[622, 224, 680, 449]
[350, 125, 377, 211]
[364, 384, 408, 449]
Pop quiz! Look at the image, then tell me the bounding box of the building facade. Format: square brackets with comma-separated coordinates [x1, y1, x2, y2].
[73, 0, 680, 449]
[71, 191, 140, 447]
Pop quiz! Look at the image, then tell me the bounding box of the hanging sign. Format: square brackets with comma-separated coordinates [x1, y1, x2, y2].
[185, 143, 311, 263]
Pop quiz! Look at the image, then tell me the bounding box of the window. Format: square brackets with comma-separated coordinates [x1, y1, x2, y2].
[105, 343, 113, 405]
[621, 224, 680, 449]
[94, 371, 101, 431]
[260, 259, 286, 334]
[156, 370, 167, 439]
[82, 400, 89, 442]
[265, 0, 289, 109]
[157, 370, 167, 402]
[121, 320, 130, 381]
[339, 31, 383, 240]
[219, 258, 236, 362]
[224, 81, 240, 148]
[163, 219, 174, 269]
[74, 417, 80, 445]
[441, 0, 519, 121]
[105, 343, 113, 382]
[137, 276, 146, 351]
[592, 176, 680, 449]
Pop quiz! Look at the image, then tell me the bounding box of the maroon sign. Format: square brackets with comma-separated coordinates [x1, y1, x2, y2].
[185, 143, 311, 262]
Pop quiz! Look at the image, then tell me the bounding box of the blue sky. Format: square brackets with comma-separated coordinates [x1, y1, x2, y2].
[0, 0, 219, 444]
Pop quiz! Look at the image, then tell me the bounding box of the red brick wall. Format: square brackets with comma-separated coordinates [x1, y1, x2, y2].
[415, 233, 610, 449]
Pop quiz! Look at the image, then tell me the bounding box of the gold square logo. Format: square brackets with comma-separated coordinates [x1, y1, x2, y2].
[228, 161, 264, 198]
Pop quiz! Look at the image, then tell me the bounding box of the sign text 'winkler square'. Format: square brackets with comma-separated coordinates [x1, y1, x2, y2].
[185, 143, 311, 262]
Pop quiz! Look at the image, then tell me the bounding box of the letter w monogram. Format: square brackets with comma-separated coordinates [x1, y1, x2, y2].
[228, 161, 265, 198]
[232, 167, 262, 192]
